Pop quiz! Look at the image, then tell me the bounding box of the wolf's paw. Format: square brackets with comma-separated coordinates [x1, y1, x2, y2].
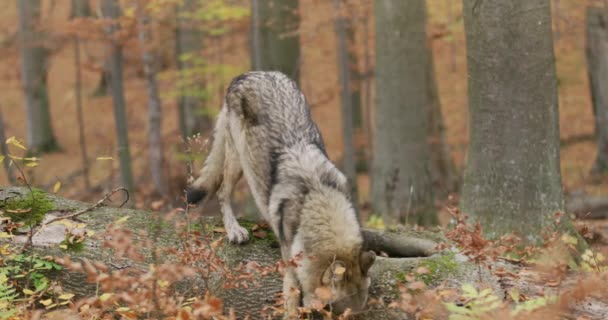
[226, 224, 249, 244]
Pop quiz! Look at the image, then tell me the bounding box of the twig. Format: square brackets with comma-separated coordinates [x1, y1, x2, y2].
[31, 187, 129, 238]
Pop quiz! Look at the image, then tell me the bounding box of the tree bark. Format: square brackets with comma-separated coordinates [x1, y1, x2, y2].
[333, 0, 360, 217]
[250, 0, 300, 83]
[362, 13, 374, 177]
[461, 0, 564, 242]
[175, 0, 212, 140]
[586, 7, 608, 174]
[138, 7, 167, 197]
[0, 110, 16, 184]
[344, 4, 363, 131]
[17, 0, 60, 154]
[101, 0, 135, 197]
[71, 0, 91, 189]
[372, 0, 436, 226]
[70, 0, 91, 19]
[427, 47, 458, 198]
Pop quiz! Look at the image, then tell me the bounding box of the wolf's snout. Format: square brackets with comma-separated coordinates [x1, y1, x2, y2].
[186, 189, 206, 204]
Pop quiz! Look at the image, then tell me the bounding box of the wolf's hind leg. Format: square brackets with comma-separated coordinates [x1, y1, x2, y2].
[217, 137, 249, 244]
[187, 108, 228, 204]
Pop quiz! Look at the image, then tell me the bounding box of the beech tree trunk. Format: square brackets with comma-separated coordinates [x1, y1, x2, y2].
[138, 8, 167, 196]
[175, 0, 212, 139]
[250, 0, 300, 83]
[461, 0, 564, 242]
[101, 0, 135, 197]
[71, 0, 91, 189]
[0, 110, 16, 184]
[333, 0, 360, 217]
[586, 7, 608, 174]
[372, 0, 436, 226]
[427, 50, 458, 198]
[18, 0, 60, 154]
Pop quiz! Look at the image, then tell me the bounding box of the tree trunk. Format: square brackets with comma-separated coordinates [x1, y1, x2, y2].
[91, 60, 111, 97]
[17, 0, 60, 154]
[372, 0, 436, 226]
[71, 0, 91, 189]
[362, 13, 374, 178]
[70, 0, 91, 19]
[586, 7, 608, 174]
[427, 47, 458, 198]
[461, 0, 564, 242]
[101, 0, 135, 197]
[250, 0, 300, 83]
[0, 110, 16, 184]
[138, 8, 167, 197]
[175, 0, 212, 140]
[333, 0, 360, 218]
[344, 4, 363, 131]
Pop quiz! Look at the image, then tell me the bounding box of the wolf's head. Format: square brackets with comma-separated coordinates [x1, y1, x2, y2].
[299, 249, 376, 315]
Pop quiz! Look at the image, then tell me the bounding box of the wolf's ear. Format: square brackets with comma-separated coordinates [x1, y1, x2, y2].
[360, 251, 376, 275]
[322, 261, 346, 285]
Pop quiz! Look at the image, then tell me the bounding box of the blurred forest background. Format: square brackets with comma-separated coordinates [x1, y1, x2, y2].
[0, 0, 606, 226]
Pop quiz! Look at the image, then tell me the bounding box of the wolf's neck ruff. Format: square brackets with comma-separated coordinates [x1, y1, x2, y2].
[187, 71, 375, 317]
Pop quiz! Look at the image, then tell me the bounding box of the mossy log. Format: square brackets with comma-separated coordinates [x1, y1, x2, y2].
[1, 187, 501, 319]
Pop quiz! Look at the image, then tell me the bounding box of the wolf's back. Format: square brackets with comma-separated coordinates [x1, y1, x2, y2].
[224, 72, 324, 149]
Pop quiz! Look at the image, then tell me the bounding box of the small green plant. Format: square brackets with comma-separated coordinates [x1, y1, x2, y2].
[0, 241, 65, 318]
[366, 214, 385, 229]
[510, 288, 558, 316]
[0, 272, 18, 318]
[443, 284, 558, 320]
[6, 253, 62, 293]
[444, 284, 502, 319]
[579, 249, 607, 272]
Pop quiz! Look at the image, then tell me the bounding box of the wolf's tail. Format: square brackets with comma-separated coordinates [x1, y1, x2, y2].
[186, 107, 228, 204]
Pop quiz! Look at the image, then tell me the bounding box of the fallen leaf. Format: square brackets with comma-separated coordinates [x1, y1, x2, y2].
[53, 181, 62, 193]
[253, 230, 268, 239]
[6, 136, 26, 150]
[99, 293, 114, 302]
[58, 293, 74, 300]
[40, 299, 53, 306]
[416, 266, 430, 275]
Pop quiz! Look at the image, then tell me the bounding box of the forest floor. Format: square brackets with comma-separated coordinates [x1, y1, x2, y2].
[0, 1, 605, 245]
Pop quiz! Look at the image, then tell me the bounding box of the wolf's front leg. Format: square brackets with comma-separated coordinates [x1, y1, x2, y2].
[283, 268, 301, 319]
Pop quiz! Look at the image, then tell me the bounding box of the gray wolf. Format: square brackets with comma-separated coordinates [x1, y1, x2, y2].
[186, 71, 375, 318]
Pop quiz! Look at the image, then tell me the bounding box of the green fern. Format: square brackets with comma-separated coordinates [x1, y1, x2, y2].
[0, 272, 18, 319]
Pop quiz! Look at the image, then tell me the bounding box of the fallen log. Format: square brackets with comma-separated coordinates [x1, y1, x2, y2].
[1, 187, 499, 319]
[567, 195, 608, 219]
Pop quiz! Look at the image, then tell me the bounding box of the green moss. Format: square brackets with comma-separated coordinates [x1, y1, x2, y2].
[59, 236, 85, 253]
[1, 188, 54, 227]
[395, 252, 460, 287]
[417, 252, 460, 285]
